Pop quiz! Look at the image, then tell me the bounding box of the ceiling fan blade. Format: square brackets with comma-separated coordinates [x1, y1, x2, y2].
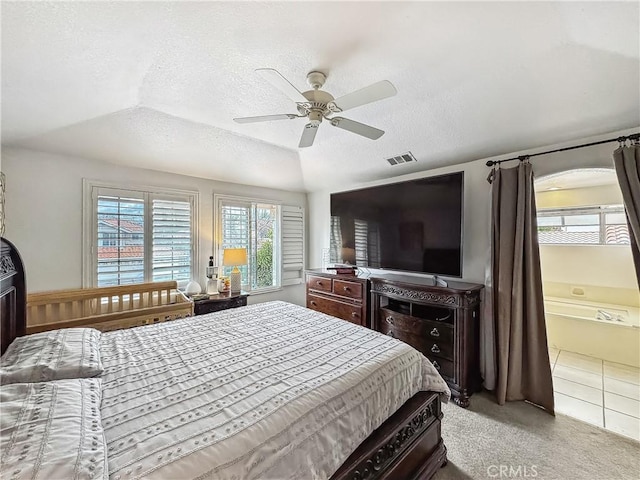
[329, 117, 384, 140]
[256, 68, 309, 104]
[329, 80, 397, 113]
[233, 114, 298, 124]
[299, 123, 319, 148]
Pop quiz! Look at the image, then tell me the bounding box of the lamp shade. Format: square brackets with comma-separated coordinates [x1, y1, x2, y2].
[222, 248, 247, 267]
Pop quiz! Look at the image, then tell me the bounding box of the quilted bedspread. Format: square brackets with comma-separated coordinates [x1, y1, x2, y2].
[99, 301, 450, 480]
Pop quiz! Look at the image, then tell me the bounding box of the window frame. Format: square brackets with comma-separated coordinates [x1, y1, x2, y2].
[214, 194, 283, 295]
[537, 205, 629, 246]
[82, 180, 199, 288]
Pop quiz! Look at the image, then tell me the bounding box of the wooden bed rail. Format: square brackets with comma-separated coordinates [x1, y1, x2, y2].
[26, 281, 194, 333]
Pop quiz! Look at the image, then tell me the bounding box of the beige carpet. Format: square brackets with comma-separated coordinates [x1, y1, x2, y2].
[434, 392, 640, 480]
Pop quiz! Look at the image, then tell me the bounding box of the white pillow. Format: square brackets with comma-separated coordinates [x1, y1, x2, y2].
[0, 328, 103, 384]
[0, 378, 108, 479]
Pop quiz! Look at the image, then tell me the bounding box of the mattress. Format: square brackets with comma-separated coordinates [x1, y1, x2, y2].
[99, 301, 450, 480]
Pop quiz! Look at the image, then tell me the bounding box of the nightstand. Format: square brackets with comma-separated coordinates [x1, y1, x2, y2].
[193, 291, 249, 316]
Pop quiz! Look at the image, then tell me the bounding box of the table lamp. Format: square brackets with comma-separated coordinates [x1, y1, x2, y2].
[222, 248, 247, 293]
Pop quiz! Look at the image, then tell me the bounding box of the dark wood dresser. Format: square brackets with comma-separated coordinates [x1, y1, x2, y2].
[305, 270, 369, 327]
[370, 275, 483, 407]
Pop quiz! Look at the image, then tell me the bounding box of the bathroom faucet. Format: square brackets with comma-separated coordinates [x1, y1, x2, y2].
[596, 309, 613, 321]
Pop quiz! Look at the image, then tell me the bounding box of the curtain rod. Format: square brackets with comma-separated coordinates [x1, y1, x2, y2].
[485, 132, 640, 167]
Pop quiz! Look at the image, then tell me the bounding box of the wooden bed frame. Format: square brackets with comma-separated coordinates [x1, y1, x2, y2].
[0, 237, 447, 480]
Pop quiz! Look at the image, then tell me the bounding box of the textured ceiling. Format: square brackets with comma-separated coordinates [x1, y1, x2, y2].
[2, 1, 639, 192]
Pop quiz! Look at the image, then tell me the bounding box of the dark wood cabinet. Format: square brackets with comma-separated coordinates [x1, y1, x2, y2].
[193, 292, 248, 316]
[305, 270, 369, 327]
[371, 276, 483, 408]
[304, 269, 483, 407]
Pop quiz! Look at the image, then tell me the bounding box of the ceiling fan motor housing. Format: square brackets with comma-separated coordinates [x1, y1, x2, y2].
[306, 71, 326, 89]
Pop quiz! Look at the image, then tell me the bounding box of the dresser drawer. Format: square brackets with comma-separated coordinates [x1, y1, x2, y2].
[333, 279, 363, 300]
[426, 356, 454, 380]
[307, 294, 364, 325]
[379, 321, 454, 362]
[307, 275, 332, 293]
[379, 308, 454, 345]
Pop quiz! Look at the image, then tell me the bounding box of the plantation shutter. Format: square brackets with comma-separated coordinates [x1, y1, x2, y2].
[219, 201, 251, 284]
[282, 205, 304, 286]
[220, 202, 250, 251]
[87, 183, 197, 288]
[151, 196, 193, 282]
[95, 190, 145, 287]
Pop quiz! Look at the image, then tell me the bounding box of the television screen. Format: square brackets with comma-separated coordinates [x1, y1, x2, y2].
[329, 171, 464, 277]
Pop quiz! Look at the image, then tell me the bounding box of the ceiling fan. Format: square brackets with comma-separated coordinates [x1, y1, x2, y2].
[233, 68, 397, 148]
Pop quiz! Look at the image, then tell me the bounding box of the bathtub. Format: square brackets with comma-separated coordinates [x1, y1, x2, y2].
[544, 297, 640, 368]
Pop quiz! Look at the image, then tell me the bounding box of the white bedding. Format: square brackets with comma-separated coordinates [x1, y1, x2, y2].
[99, 301, 450, 480]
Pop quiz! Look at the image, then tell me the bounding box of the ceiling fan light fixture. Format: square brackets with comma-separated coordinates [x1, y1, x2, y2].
[308, 111, 323, 126]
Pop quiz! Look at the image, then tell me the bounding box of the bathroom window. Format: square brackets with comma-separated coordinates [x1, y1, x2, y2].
[537, 206, 630, 245]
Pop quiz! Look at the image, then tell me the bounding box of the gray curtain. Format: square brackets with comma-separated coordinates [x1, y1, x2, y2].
[489, 162, 554, 414]
[613, 144, 640, 288]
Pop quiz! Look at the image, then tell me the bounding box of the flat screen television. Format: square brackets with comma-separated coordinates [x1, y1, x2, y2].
[329, 171, 464, 277]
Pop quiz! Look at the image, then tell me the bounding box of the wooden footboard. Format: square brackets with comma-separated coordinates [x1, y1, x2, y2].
[331, 391, 446, 480]
[26, 281, 193, 333]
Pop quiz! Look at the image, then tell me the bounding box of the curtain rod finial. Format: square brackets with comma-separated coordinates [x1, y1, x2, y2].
[486, 160, 495, 167]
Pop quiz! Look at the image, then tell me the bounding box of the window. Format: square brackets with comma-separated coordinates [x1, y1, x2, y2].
[215, 195, 304, 293]
[537, 205, 630, 245]
[84, 182, 197, 287]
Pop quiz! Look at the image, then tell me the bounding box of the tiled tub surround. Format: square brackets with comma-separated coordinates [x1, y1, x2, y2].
[550, 348, 640, 441]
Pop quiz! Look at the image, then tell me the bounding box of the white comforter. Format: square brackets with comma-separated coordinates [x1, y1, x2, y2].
[99, 301, 450, 480]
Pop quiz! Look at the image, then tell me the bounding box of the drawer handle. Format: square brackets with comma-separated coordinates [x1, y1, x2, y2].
[316, 281, 323, 286]
[431, 344, 440, 354]
[343, 286, 350, 292]
[310, 301, 316, 306]
[351, 311, 358, 317]
[387, 331, 395, 338]
[432, 360, 441, 370]
[386, 316, 394, 325]
[430, 328, 440, 337]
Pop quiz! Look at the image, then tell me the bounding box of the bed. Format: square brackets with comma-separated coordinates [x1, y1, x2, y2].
[0, 237, 450, 480]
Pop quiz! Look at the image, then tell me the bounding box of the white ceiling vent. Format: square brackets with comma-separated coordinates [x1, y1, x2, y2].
[386, 152, 416, 166]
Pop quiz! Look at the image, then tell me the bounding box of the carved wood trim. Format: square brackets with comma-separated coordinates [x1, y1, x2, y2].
[371, 281, 460, 307]
[0, 253, 16, 280]
[349, 401, 438, 480]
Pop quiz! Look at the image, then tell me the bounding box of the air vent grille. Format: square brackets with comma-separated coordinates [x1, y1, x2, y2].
[386, 152, 416, 166]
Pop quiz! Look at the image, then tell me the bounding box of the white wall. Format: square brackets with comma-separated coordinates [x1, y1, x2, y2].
[2, 147, 307, 305]
[308, 128, 640, 285]
[537, 183, 623, 209]
[540, 246, 636, 290]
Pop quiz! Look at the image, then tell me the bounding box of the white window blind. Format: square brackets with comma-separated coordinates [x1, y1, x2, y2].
[85, 182, 197, 288]
[282, 205, 304, 286]
[215, 195, 304, 292]
[152, 198, 192, 282]
[219, 201, 251, 286]
[96, 193, 145, 286]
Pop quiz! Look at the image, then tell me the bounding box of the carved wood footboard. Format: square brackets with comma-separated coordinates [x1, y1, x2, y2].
[331, 391, 446, 480]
